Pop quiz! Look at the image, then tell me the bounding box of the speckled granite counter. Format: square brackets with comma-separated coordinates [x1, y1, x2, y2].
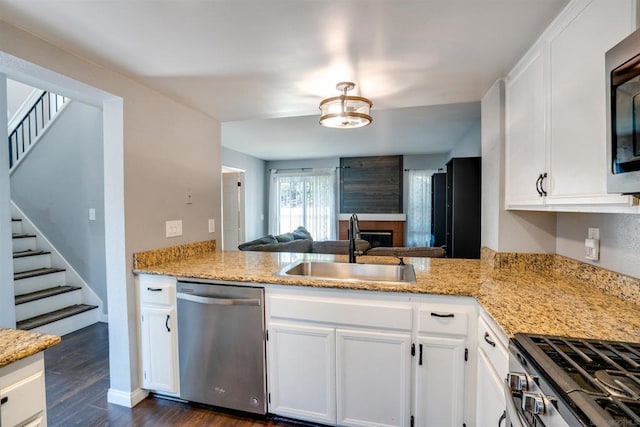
[134, 249, 640, 344]
[0, 328, 60, 368]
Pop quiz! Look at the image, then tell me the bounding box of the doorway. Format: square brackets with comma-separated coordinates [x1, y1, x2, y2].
[221, 167, 245, 250]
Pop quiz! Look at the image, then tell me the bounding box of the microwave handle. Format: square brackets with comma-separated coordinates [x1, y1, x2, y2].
[503, 378, 528, 427]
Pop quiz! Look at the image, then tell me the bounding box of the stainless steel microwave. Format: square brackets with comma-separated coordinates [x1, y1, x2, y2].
[607, 27, 640, 195]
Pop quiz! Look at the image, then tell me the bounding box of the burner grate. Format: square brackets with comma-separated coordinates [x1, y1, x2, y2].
[517, 334, 640, 424]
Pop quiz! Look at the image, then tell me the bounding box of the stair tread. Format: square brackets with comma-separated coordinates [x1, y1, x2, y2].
[12, 233, 36, 239]
[15, 285, 81, 305]
[17, 304, 98, 331]
[14, 267, 66, 280]
[12, 249, 51, 259]
[11, 218, 21, 222]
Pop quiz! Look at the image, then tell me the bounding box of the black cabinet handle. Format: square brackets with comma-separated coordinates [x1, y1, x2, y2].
[498, 410, 506, 426]
[484, 332, 496, 347]
[430, 312, 455, 318]
[535, 174, 543, 196]
[419, 344, 423, 366]
[540, 172, 548, 196]
[147, 287, 163, 292]
[165, 314, 171, 332]
[1, 396, 7, 405]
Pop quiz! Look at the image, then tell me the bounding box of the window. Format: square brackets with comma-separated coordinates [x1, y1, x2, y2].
[269, 168, 336, 240]
[406, 169, 437, 247]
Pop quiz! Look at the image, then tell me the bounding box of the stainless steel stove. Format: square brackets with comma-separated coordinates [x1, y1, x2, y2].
[507, 334, 640, 426]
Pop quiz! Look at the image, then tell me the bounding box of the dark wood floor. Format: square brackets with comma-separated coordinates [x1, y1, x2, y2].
[44, 323, 306, 426]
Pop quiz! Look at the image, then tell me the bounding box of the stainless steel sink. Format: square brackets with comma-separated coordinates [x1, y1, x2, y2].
[274, 260, 416, 284]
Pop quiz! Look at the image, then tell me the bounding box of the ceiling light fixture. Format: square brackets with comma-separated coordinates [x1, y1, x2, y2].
[319, 81, 372, 129]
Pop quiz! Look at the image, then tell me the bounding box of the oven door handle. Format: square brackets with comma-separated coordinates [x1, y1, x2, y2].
[503, 378, 529, 427]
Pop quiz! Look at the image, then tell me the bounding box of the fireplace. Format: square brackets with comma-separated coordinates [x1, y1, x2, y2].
[359, 230, 393, 248]
[338, 218, 405, 247]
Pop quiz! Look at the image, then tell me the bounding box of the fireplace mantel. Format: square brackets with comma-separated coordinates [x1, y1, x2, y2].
[337, 213, 406, 222]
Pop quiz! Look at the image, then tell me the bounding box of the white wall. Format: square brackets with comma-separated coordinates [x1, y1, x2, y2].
[556, 212, 640, 278]
[11, 101, 107, 311]
[448, 121, 481, 159]
[0, 74, 16, 328]
[0, 20, 221, 403]
[481, 80, 557, 253]
[221, 147, 267, 241]
[6, 79, 34, 121]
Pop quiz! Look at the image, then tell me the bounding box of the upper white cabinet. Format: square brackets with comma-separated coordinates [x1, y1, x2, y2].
[505, 0, 639, 212]
[505, 45, 547, 207]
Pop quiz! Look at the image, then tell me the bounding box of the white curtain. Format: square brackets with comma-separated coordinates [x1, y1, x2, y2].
[406, 169, 437, 247]
[269, 168, 336, 240]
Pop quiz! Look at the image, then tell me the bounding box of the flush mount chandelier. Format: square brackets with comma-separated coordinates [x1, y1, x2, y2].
[319, 81, 372, 129]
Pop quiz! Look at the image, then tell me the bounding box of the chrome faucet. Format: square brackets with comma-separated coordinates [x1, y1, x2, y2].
[348, 213, 360, 263]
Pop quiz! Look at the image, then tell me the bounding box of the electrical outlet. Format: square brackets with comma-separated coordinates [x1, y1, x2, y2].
[186, 190, 193, 205]
[166, 220, 183, 237]
[585, 227, 600, 261]
[208, 219, 215, 233]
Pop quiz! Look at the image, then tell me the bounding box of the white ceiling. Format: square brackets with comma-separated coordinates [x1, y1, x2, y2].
[0, 0, 569, 159]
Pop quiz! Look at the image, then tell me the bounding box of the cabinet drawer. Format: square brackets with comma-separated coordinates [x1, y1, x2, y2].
[477, 317, 509, 378]
[269, 295, 413, 331]
[417, 306, 470, 336]
[139, 277, 175, 306]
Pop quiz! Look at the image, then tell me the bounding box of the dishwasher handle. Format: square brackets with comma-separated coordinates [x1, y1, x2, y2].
[177, 292, 261, 306]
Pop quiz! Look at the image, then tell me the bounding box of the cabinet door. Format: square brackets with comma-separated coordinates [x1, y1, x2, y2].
[414, 336, 466, 427]
[267, 322, 336, 424]
[476, 350, 507, 427]
[548, 0, 635, 203]
[0, 370, 45, 427]
[505, 46, 547, 207]
[140, 306, 178, 393]
[336, 329, 411, 427]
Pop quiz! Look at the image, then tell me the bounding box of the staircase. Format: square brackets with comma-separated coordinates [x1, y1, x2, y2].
[11, 213, 101, 336]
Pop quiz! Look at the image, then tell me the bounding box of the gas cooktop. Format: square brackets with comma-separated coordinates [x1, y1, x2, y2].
[512, 334, 640, 426]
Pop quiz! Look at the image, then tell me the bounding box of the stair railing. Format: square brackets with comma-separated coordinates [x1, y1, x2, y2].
[8, 91, 68, 169]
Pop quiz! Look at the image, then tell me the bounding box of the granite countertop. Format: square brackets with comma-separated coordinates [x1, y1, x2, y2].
[134, 250, 640, 344]
[0, 328, 60, 368]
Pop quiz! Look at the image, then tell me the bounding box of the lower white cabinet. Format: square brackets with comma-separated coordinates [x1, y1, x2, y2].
[414, 336, 466, 427]
[267, 322, 336, 424]
[476, 350, 507, 427]
[476, 312, 509, 427]
[137, 274, 179, 395]
[336, 329, 411, 427]
[266, 287, 477, 426]
[0, 353, 47, 427]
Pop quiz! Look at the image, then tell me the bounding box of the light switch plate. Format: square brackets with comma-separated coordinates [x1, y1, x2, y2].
[89, 208, 96, 221]
[166, 220, 183, 237]
[208, 219, 215, 233]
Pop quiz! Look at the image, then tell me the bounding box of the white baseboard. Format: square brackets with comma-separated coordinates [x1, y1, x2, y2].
[100, 313, 109, 323]
[107, 387, 149, 408]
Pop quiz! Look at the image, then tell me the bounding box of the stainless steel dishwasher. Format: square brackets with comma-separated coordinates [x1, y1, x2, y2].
[176, 280, 266, 415]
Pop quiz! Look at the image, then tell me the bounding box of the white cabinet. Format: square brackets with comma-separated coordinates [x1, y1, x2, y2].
[265, 288, 413, 426]
[336, 329, 411, 427]
[137, 274, 179, 395]
[476, 350, 507, 427]
[0, 353, 47, 427]
[476, 312, 509, 427]
[505, 0, 638, 212]
[414, 303, 474, 427]
[505, 45, 547, 207]
[267, 322, 336, 424]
